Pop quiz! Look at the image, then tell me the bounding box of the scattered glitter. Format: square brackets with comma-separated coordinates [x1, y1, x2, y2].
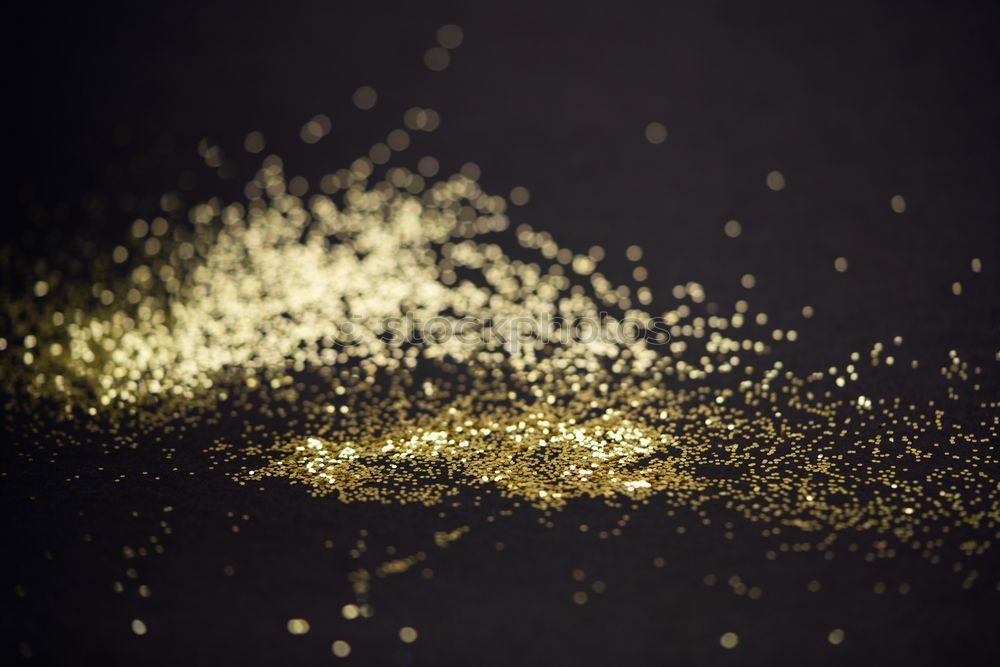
[3, 31, 1000, 664]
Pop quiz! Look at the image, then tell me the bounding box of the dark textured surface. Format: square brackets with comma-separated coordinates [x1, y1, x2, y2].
[5, 1, 1000, 665]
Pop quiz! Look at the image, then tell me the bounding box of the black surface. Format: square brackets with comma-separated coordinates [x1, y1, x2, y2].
[4, 1, 1000, 665]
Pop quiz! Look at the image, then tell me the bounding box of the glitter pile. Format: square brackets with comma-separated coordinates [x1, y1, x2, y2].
[3, 115, 999, 564]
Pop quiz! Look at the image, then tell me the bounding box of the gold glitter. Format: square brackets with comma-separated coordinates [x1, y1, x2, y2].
[645, 122, 667, 144]
[4, 69, 1000, 638]
[834, 257, 849, 272]
[510, 186, 530, 206]
[287, 618, 310, 635]
[131, 619, 147, 636]
[352, 86, 377, 110]
[436, 24, 463, 50]
[332, 640, 351, 658]
[890, 195, 906, 213]
[244, 131, 265, 154]
[387, 129, 410, 152]
[425, 47, 450, 71]
[399, 626, 418, 643]
[724, 219, 742, 238]
[766, 171, 785, 191]
[828, 628, 845, 645]
[300, 115, 331, 144]
[418, 156, 440, 178]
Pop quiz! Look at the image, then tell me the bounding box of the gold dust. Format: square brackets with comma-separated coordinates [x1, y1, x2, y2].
[436, 24, 463, 50]
[287, 618, 310, 635]
[353, 86, 377, 110]
[332, 640, 351, 658]
[244, 131, 265, 154]
[399, 626, 418, 643]
[510, 186, 530, 206]
[300, 115, 331, 144]
[425, 47, 450, 71]
[828, 628, 845, 645]
[387, 129, 410, 152]
[724, 219, 742, 238]
[644, 122, 667, 145]
[834, 257, 848, 272]
[131, 619, 147, 635]
[418, 156, 440, 178]
[890, 195, 906, 214]
[3, 78, 1000, 613]
[720, 632, 739, 649]
[766, 171, 785, 191]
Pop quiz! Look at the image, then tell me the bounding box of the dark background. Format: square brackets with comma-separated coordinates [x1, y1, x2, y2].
[4, 1, 1000, 665]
